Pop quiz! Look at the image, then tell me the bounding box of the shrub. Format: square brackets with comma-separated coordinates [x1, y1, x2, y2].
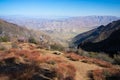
[50, 44, 64, 51]
[77, 50, 114, 63]
[0, 36, 10, 42]
[66, 53, 80, 61]
[95, 53, 114, 63]
[56, 63, 76, 80]
[113, 54, 120, 65]
[91, 69, 120, 80]
[28, 37, 37, 44]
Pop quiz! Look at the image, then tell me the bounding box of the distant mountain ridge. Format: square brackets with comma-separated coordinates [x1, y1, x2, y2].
[1, 16, 119, 30]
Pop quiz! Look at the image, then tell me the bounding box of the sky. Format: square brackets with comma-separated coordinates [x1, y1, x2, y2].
[0, 0, 120, 17]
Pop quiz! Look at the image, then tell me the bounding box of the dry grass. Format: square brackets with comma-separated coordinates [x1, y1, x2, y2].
[81, 58, 113, 68]
[0, 42, 119, 80]
[0, 47, 76, 80]
[90, 68, 120, 80]
[56, 63, 76, 80]
[66, 53, 82, 61]
[65, 53, 113, 68]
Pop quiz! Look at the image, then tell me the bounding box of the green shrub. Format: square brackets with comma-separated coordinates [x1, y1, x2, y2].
[50, 44, 64, 51]
[28, 37, 37, 44]
[0, 36, 10, 42]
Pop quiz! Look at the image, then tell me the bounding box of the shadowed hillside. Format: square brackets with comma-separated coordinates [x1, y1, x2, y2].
[79, 28, 120, 56]
[72, 20, 120, 56]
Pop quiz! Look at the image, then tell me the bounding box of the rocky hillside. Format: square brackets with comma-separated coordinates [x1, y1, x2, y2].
[72, 20, 120, 55]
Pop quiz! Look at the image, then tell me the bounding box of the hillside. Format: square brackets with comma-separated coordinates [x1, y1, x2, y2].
[72, 20, 120, 55]
[79, 28, 120, 56]
[0, 42, 119, 80]
[0, 19, 31, 39]
[0, 19, 55, 48]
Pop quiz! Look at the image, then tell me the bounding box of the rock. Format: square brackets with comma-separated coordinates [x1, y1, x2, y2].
[53, 51, 63, 55]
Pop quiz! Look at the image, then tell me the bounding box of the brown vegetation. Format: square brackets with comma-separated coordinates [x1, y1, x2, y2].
[89, 68, 120, 80]
[0, 42, 119, 80]
[0, 44, 76, 80]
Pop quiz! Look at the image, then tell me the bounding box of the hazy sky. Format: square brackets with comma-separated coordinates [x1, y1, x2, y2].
[0, 0, 120, 17]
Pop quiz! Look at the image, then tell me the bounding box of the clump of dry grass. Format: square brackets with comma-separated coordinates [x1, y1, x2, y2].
[65, 52, 113, 68]
[81, 58, 113, 68]
[56, 63, 76, 80]
[90, 68, 120, 80]
[66, 53, 81, 61]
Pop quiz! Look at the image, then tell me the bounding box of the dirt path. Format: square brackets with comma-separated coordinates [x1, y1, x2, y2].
[71, 61, 102, 80]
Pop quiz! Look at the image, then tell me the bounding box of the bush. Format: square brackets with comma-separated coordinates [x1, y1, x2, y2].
[50, 44, 64, 51]
[91, 69, 120, 80]
[28, 37, 37, 44]
[56, 63, 76, 80]
[113, 54, 120, 65]
[66, 53, 80, 61]
[0, 36, 10, 42]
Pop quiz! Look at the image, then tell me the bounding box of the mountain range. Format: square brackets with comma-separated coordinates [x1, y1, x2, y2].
[0, 16, 120, 47]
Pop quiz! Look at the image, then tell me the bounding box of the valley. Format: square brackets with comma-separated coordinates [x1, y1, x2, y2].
[1, 16, 119, 47]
